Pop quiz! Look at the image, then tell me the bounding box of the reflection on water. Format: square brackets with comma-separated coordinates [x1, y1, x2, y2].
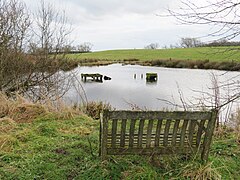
[65, 64, 240, 113]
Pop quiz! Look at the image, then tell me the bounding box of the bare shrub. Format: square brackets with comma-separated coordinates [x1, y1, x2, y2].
[85, 101, 113, 119]
[0, 0, 76, 103]
[0, 0, 31, 93]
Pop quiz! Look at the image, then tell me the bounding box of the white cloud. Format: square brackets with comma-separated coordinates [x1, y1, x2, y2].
[22, 0, 211, 50]
[64, 0, 173, 16]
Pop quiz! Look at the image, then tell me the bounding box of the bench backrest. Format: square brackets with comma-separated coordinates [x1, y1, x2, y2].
[100, 110, 217, 161]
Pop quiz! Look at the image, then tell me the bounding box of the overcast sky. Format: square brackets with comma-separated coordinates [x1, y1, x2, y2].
[22, 0, 211, 51]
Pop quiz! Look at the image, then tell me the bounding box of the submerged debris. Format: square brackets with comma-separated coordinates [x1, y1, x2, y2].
[104, 76, 111, 80]
[146, 73, 158, 82]
[81, 73, 112, 83]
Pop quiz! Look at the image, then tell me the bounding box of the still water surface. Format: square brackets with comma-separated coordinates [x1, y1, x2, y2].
[65, 64, 239, 111]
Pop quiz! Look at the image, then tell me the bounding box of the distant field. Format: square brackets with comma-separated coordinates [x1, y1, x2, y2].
[68, 47, 240, 62]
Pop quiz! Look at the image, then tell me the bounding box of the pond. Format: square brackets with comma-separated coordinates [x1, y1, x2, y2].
[65, 63, 240, 113]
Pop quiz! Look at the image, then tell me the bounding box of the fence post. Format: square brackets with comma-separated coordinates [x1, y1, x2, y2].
[101, 110, 109, 161]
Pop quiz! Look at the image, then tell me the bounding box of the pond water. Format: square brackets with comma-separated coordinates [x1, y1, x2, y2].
[65, 64, 240, 112]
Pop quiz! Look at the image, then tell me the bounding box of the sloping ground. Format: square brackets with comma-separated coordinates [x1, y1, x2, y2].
[69, 47, 240, 62]
[0, 95, 240, 179]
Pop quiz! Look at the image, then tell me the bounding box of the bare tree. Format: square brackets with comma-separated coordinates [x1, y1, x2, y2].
[77, 42, 93, 52]
[0, 0, 31, 93]
[25, 0, 74, 101]
[180, 37, 202, 48]
[0, 0, 76, 103]
[167, 0, 240, 41]
[31, 0, 72, 59]
[144, 43, 159, 49]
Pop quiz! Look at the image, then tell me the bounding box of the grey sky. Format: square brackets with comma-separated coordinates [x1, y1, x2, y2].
[22, 0, 210, 51]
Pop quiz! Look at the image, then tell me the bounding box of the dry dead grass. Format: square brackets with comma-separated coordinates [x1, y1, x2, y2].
[182, 162, 222, 180]
[0, 117, 16, 134]
[233, 109, 240, 144]
[0, 93, 83, 123]
[0, 135, 17, 152]
[0, 93, 47, 123]
[13, 103, 47, 123]
[227, 108, 240, 144]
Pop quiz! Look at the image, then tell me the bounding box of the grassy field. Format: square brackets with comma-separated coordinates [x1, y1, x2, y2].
[69, 47, 240, 62]
[1, 96, 240, 179]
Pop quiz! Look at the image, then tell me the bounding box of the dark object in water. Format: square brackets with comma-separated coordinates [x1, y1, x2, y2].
[146, 73, 157, 82]
[104, 76, 112, 80]
[81, 73, 103, 82]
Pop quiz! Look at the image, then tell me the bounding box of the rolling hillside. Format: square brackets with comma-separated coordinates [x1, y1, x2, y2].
[69, 47, 240, 62]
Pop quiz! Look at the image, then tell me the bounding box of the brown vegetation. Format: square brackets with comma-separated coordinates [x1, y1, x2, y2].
[149, 59, 240, 71]
[0, 0, 75, 102]
[85, 101, 113, 119]
[0, 92, 84, 123]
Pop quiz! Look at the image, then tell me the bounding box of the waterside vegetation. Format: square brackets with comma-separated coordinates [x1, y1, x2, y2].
[68, 47, 240, 71]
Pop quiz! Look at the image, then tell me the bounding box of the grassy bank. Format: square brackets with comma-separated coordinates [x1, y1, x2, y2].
[0, 96, 240, 179]
[69, 47, 240, 62]
[68, 47, 240, 70]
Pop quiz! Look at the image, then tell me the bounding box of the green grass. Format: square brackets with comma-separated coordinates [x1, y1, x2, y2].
[69, 47, 240, 62]
[1, 112, 240, 179]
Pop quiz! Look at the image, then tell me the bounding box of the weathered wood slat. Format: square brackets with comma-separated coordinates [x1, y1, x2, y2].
[137, 119, 145, 147]
[129, 119, 136, 148]
[111, 119, 118, 148]
[120, 119, 127, 147]
[180, 120, 189, 147]
[154, 119, 163, 147]
[107, 111, 212, 121]
[163, 120, 171, 146]
[146, 119, 154, 147]
[188, 120, 197, 147]
[171, 120, 180, 146]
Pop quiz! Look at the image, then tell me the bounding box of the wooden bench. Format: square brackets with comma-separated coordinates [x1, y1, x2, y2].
[100, 110, 217, 161]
